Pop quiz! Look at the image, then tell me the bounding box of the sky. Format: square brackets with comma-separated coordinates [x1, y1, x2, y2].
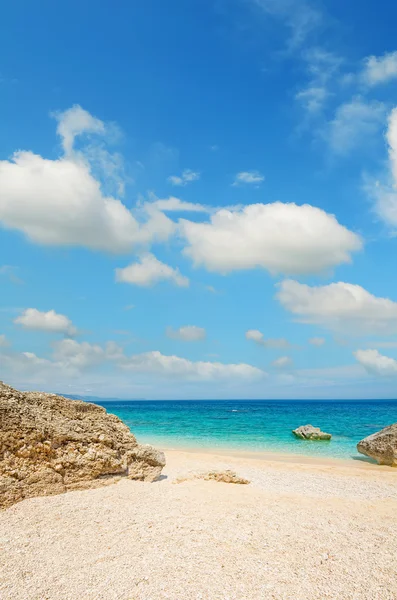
[1, 0, 397, 399]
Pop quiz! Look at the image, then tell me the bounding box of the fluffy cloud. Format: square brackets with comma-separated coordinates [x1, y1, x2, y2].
[277, 280, 397, 335]
[148, 196, 209, 213]
[327, 98, 386, 155]
[272, 356, 293, 369]
[354, 349, 397, 377]
[245, 330, 292, 349]
[0, 106, 174, 252]
[52, 339, 123, 369]
[115, 253, 189, 287]
[309, 337, 326, 346]
[180, 203, 362, 275]
[121, 350, 264, 381]
[232, 171, 264, 186]
[14, 309, 77, 336]
[361, 51, 397, 86]
[166, 325, 206, 341]
[167, 169, 200, 186]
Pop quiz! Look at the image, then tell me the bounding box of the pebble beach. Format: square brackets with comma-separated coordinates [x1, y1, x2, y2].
[1, 448, 396, 600]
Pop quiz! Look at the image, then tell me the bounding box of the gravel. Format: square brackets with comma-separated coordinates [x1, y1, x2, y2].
[1, 449, 396, 600]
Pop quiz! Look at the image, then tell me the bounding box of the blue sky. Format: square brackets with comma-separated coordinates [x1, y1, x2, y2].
[2, 0, 397, 399]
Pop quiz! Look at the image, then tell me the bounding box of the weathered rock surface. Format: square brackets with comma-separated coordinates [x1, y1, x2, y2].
[292, 424, 332, 441]
[357, 423, 397, 466]
[202, 470, 250, 484]
[0, 382, 165, 508]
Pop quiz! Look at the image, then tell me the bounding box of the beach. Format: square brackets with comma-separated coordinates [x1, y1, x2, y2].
[1, 448, 396, 600]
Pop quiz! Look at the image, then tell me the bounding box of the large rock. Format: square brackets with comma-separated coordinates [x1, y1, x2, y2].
[292, 424, 332, 441]
[357, 423, 397, 466]
[0, 382, 165, 509]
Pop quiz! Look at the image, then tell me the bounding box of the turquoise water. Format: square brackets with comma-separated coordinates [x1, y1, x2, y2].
[93, 399, 397, 460]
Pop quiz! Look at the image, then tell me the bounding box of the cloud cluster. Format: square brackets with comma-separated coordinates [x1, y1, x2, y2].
[245, 330, 292, 349]
[0, 338, 264, 384]
[115, 253, 189, 288]
[181, 203, 361, 275]
[121, 350, 264, 380]
[14, 309, 77, 336]
[354, 349, 397, 377]
[167, 169, 200, 186]
[277, 280, 397, 335]
[0, 106, 174, 253]
[166, 325, 206, 341]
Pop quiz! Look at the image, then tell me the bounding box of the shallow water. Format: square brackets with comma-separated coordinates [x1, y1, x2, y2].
[92, 399, 397, 460]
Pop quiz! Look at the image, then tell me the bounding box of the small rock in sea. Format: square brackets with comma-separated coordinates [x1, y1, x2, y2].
[357, 422, 397, 466]
[292, 424, 332, 441]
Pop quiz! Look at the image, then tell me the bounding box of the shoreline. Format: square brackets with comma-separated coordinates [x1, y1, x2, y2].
[142, 441, 394, 471]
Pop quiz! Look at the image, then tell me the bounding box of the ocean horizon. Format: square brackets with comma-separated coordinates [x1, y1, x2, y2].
[75, 397, 397, 461]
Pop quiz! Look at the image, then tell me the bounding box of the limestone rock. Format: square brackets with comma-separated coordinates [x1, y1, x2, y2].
[203, 470, 250, 484]
[292, 424, 332, 441]
[0, 381, 165, 508]
[357, 423, 397, 466]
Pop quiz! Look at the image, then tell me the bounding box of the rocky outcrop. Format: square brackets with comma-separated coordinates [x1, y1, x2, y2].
[292, 424, 332, 441]
[357, 423, 397, 466]
[0, 382, 165, 509]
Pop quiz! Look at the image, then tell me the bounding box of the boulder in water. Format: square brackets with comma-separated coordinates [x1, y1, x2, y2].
[357, 423, 397, 466]
[0, 381, 165, 509]
[292, 424, 331, 441]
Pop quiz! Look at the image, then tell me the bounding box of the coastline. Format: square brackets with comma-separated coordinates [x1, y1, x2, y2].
[141, 441, 395, 471]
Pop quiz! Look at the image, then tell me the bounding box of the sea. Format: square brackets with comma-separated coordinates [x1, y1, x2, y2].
[77, 398, 397, 461]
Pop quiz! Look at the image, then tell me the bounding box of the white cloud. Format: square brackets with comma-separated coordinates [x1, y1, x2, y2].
[277, 280, 397, 335]
[53, 105, 105, 156]
[180, 202, 362, 276]
[232, 171, 265, 186]
[354, 349, 397, 377]
[167, 169, 200, 186]
[121, 350, 264, 381]
[361, 51, 397, 86]
[14, 309, 77, 336]
[326, 97, 386, 155]
[166, 325, 206, 341]
[0, 106, 174, 252]
[309, 337, 326, 346]
[272, 356, 293, 368]
[369, 107, 397, 228]
[148, 196, 209, 213]
[115, 253, 189, 288]
[52, 339, 123, 369]
[245, 330, 292, 349]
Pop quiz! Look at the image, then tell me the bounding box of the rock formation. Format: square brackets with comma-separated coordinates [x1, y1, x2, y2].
[292, 424, 332, 441]
[0, 382, 165, 509]
[357, 423, 397, 466]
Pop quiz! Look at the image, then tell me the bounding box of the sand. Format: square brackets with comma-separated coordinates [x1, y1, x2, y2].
[1, 448, 397, 600]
